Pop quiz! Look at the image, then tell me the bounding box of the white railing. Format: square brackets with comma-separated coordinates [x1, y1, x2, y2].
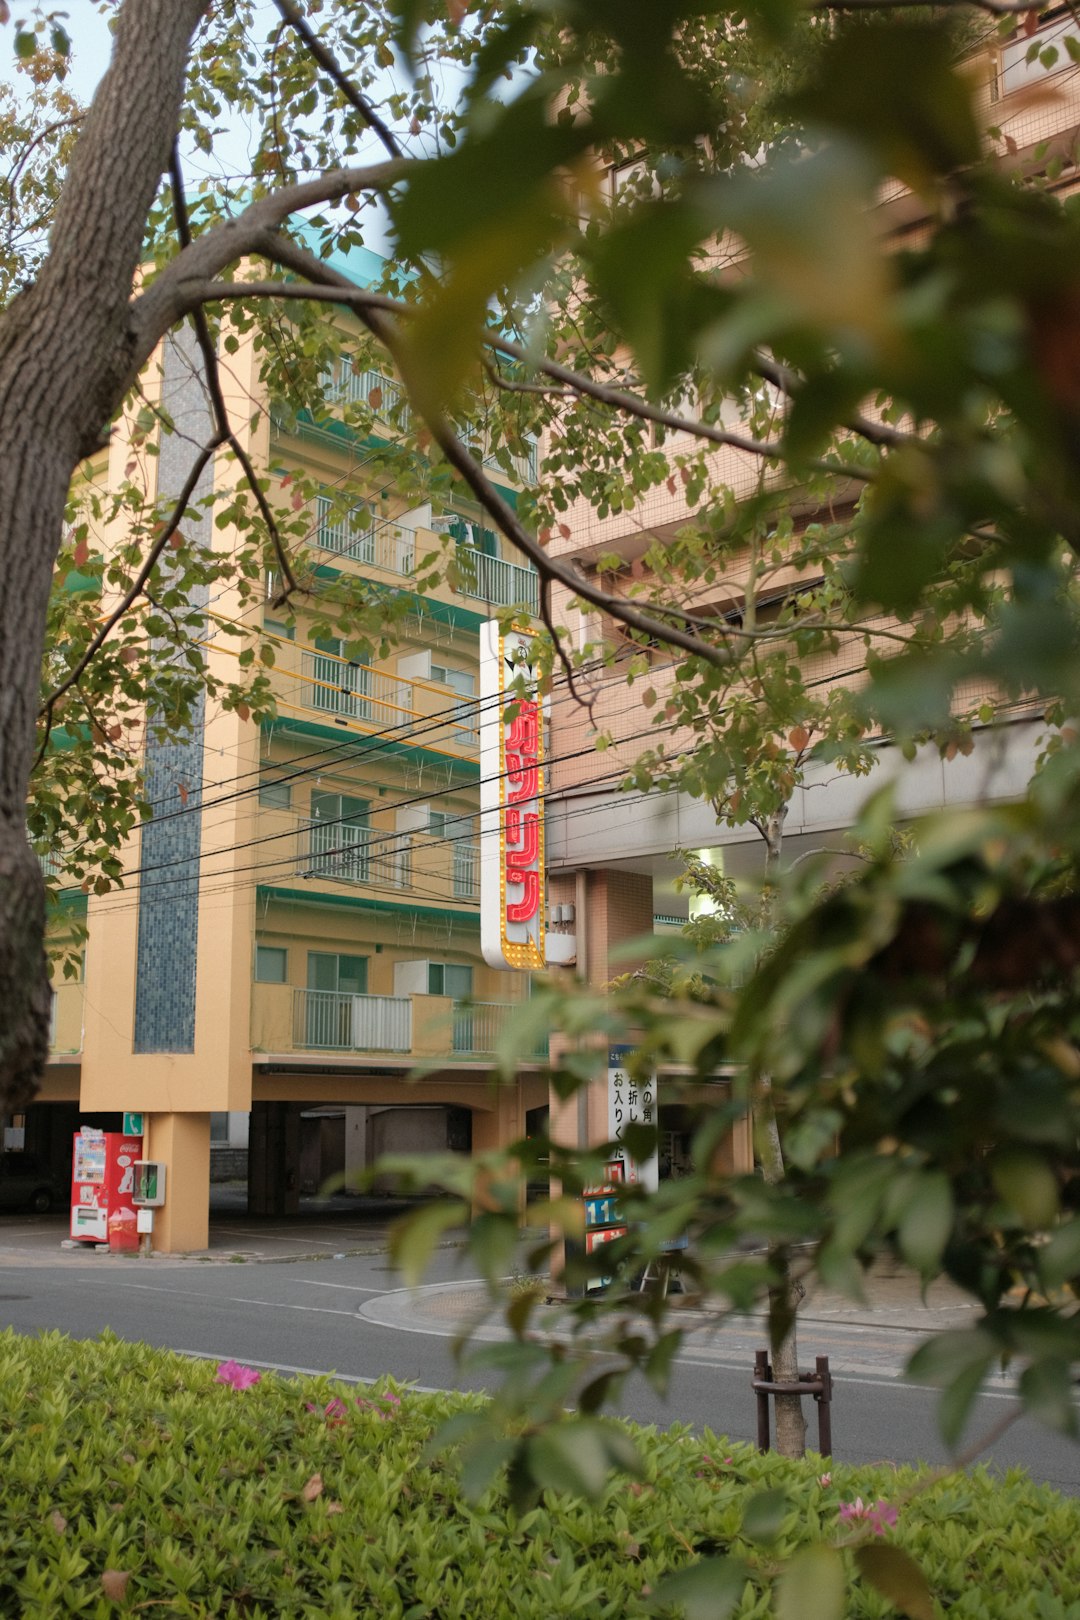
[313, 497, 416, 575]
[295, 988, 412, 1052]
[456, 549, 539, 613]
[453, 842, 479, 899]
[300, 820, 411, 891]
[481, 441, 538, 484]
[452, 1001, 547, 1057]
[322, 366, 411, 427]
[301, 651, 412, 724]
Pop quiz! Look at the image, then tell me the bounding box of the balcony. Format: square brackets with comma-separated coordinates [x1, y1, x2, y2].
[323, 365, 412, 427]
[294, 988, 412, 1053]
[452, 1000, 547, 1058]
[313, 497, 415, 576]
[301, 650, 412, 727]
[455, 549, 540, 613]
[252, 985, 545, 1062]
[298, 819, 411, 892]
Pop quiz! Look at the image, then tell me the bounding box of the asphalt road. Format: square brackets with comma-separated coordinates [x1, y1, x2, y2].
[0, 1240, 1078, 1494]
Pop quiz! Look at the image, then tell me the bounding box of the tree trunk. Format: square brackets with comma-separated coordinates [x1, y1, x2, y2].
[0, 0, 208, 1109]
[753, 801, 806, 1457]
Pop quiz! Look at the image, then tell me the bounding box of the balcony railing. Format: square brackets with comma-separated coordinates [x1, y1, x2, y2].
[480, 441, 538, 485]
[299, 819, 411, 891]
[313, 497, 416, 576]
[294, 988, 412, 1052]
[453, 842, 479, 900]
[301, 650, 412, 725]
[452, 1001, 547, 1058]
[456, 549, 540, 613]
[323, 366, 412, 426]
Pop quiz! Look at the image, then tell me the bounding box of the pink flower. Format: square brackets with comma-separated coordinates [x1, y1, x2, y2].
[818, 1473, 832, 1488]
[215, 1359, 261, 1391]
[838, 1498, 898, 1535]
[305, 1397, 348, 1425]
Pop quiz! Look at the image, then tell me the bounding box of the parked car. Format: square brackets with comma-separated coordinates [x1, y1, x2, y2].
[0, 1155, 62, 1213]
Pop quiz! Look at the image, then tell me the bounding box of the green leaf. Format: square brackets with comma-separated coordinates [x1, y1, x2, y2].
[855, 1545, 935, 1620]
[1039, 1218, 1080, 1289]
[775, 1545, 845, 1620]
[526, 1423, 611, 1500]
[648, 1557, 748, 1619]
[387, 1199, 467, 1288]
[14, 27, 34, 58]
[1019, 1359, 1078, 1436]
[784, 20, 980, 189]
[990, 1150, 1060, 1230]
[898, 1172, 953, 1274]
[741, 1488, 789, 1543]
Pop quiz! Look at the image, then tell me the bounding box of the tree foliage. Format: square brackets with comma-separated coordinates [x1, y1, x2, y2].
[4, 0, 1080, 1594]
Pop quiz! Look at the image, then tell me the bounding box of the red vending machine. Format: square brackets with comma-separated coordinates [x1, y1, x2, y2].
[70, 1130, 142, 1250]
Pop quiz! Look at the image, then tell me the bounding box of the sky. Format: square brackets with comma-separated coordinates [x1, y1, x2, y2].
[0, 1, 403, 256]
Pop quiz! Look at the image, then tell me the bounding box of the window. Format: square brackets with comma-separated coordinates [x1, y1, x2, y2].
[307, 952, 368, 995]
[255, 945, 288, 983]
[430, 665, 477, 743]
[263, 619, 294, 641]
[428, 962, 473, 999]
[259, 773, 291, 810]
[430, 663, 475, 697]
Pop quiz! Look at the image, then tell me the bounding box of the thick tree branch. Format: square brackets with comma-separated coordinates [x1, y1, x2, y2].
[245, 234, 746, 669]
[127, 158, 408, 367]
[271, 0, 403, 161]
[177, 276, 879, 485]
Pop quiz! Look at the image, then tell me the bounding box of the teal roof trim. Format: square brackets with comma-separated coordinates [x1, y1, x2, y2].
[261, 713, 480, 780]
[307, 562, 487, 633]
[258, 884, 481, 928]
[274, 409, 522, 509]
[50, 890, 89, 916]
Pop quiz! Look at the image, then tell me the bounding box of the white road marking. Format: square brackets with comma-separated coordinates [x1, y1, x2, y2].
[299, 1280, 386, 1293]
[69, 1277, 356, 1317]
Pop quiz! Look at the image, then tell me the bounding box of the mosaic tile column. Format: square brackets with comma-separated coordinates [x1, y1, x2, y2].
[133, 329, 212, 1053]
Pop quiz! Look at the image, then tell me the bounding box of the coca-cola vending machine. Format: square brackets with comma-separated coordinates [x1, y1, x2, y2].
[70, 1130, 142, 1250]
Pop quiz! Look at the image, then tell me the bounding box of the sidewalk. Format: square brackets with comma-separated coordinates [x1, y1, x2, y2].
[357, 1261, 979, 1345]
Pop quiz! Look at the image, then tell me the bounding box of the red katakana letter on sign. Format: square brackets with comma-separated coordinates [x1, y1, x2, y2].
[506, 869, 540, 923]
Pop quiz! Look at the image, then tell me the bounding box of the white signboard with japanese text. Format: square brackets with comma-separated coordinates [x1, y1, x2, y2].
[607, 1044, 659, 1192]
[480, 620, 545, 971]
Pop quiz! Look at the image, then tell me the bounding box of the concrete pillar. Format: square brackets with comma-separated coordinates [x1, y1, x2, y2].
[247, 1101, 301, 1216]
[147, 1113, 211, 1253]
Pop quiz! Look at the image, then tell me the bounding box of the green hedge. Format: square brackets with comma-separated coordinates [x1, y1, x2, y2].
[0, 1330, 1077, 1618]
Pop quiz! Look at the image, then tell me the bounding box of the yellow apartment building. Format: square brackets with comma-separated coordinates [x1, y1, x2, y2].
[27, 249, 547, 1252]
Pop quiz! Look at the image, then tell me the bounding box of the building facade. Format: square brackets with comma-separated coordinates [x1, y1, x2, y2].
[30, 271, 546, 1252]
